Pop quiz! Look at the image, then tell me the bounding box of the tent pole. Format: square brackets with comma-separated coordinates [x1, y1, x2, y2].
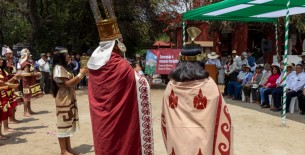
[275, 21, 279, 57]
[282, 0, 290, 127]
[183, 21, 186, 47]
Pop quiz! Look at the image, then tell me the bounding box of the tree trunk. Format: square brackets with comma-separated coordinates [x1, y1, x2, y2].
[28, 0, 40, 49]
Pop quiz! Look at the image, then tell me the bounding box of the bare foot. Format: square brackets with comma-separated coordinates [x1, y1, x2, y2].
[24, 112, 32, 117]
[68, 149, 82, 155]
[9, 119, 22, 124]
[60, 151, 73, 155]
[4, 128, 16, 133]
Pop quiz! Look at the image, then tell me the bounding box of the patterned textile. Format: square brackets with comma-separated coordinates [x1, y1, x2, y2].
[0, 70, 11, 119]
[162, 78, 233, 155]
[0, 90, 9, 120]
[21, 61, 43, 102]
[53, 65, 79, 138]
[88, 52, 154, 155]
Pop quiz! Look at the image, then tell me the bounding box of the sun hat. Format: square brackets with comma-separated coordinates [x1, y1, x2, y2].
[207, 52, 219, 59]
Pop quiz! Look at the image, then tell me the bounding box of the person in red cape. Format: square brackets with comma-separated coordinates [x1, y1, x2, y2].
[88, 1, 154, 154]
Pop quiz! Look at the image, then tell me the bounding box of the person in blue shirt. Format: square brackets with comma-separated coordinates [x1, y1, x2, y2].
[247, 50, 256, 69]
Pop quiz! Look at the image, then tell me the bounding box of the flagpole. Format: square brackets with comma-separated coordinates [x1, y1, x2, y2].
[282, 0, 290, 127]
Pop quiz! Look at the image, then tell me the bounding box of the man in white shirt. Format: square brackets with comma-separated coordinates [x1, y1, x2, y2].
[206, 51, 222, 69]
[285, 64, 305, 112]
[37, 53, 50, 94]
[232, 50, 240, 62]
[235, 52, 249, 70]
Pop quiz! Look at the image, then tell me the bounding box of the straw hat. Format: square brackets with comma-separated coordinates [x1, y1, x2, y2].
[136, 54, 140, 58]
[207, 52, 219, 59]
[242, 52, 247, 58]
[19, 48, 30, 65]
[299, 52, 305, 57]
[232, 50, 237, 54]
[245, 65, 251, 70]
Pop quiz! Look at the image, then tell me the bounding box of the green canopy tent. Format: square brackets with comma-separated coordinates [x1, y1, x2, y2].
[184, 0, 305, 22]
[182, 0, 305, 126]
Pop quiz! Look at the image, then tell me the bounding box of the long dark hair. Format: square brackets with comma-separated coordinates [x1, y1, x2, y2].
[52, 53, 68, 97]
[271, 65, 281, 75]
[169, 61, 209, 82]
[226, 55, 233, 65]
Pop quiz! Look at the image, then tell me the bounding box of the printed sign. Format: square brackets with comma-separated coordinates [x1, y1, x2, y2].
[145, 49, 180, 74]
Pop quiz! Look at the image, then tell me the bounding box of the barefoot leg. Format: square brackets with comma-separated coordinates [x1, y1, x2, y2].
[3, 120, 15, 132]
[0, 122, 9, 140]
[66, 137, 79, 155]
[59, 138, 73, 155]
[9, 107, 21, 123]
[28, 101, 35, 114]
[24, 101, 31, 117]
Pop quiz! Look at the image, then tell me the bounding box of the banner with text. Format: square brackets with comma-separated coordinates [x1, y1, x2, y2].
[145, 49, 180, 75]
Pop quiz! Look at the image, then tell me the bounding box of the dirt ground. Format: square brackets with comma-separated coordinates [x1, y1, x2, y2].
[1, 88, 305, 155]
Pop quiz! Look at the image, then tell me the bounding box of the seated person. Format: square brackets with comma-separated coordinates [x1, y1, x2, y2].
[227, 64, 247, 99]
[265, 63, 293, 111]
[233, 65, 253, 100]
[260, 65, 281, 107]
[242, 66, 262, 102]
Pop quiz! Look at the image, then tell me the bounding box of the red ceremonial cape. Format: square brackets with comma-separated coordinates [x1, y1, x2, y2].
[88, 52, 142, 155]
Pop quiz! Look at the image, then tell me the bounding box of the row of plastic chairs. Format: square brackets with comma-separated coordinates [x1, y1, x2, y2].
[241, 91, 299, 113]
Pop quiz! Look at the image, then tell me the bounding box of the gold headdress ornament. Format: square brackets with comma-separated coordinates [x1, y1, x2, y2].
[89, 0, 126, 52]
[179, 27, 206, 62]
[187, 27, 201, 44]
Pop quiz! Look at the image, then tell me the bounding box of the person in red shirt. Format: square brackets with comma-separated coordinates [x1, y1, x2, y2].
[259, 65, 281, 108]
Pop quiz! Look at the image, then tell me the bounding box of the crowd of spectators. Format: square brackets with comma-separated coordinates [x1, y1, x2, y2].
[223, 50, 305, 114]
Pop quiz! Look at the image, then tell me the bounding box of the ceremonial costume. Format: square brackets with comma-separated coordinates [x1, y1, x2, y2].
[19, 49, 43, 102]
[0, 70, 10, 121]
[162, 79, 233, 155]
[161, 32, 233, 155]
[88, 1, 153, 154]
[53, 65, 79, 137]
[2, 46, 20, 115]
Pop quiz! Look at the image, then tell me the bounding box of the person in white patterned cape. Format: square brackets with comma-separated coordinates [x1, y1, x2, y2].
[161, 45, 234, 155]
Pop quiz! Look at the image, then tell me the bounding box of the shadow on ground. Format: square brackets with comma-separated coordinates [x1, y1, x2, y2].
[19, 117, 39, 123]
[14, 125, 48, 131]
[226, 98, 305, 124]
[0, 131, 35, 145]
[73, 144, 94, 154]
[34, 110, 51, 115]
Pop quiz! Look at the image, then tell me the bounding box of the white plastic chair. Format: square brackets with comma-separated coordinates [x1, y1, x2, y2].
[242, 90, 246, 102]
[268, 95, 273, 107]
[289, 97, 299, 113]
[242, 90, 252, 102]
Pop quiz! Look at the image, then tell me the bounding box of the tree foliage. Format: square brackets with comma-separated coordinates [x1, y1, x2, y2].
[0, 0, 163, 57]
